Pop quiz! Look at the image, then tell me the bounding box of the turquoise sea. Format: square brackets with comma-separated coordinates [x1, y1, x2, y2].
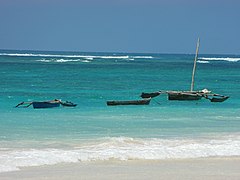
[0, 50, 240, 172]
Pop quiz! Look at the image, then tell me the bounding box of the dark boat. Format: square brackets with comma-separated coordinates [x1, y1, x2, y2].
[16, 99, 78, 109]
[107, 98, 151, 106]
[32, 101, 60, 109]
[16, 99, 63, 109]
[60, 101, 77, 107]
[138, 38, 229, 103]
[141, 92, 161, 98]
[167, 91, 203, 101]
[166, 39, 222, 101]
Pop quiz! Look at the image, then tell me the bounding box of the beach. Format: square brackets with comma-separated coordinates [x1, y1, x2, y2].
[0, 157, 240, 180]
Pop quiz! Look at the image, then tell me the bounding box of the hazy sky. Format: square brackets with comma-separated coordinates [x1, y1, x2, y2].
[0, 0, 239, 54]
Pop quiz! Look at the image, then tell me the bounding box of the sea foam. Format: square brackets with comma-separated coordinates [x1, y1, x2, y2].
[1, 136, 240, 173]
[0, 53, 128, 59]
[197, 60, 209, 64]
[36, 59, 91, 63]
[0, 53, 153, 60]
[199, 57, 240, 62]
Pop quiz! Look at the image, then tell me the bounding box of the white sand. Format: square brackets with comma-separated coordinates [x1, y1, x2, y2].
[0, 157, 240, 180]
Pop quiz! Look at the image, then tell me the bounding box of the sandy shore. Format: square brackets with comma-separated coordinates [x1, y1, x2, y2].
[0, 157, 240, 180]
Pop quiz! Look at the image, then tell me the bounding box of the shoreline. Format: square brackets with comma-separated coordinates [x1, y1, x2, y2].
[1, 157, 240, 180]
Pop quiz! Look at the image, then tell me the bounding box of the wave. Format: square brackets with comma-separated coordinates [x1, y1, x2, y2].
[0, 53, 153, 60]
[132, 56, 153, 59]
[1, 135, 240, 173]
[36, 59, 91, 63]
[0, 53, 129, 59]
[199, 57, 240, 62]
[197, 60, 209, 64]
[0, 53, 85, 58]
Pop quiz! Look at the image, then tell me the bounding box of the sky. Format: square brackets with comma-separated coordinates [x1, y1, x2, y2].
[0, 0, 239, 54]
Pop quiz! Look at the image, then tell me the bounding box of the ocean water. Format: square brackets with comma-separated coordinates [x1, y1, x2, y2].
[0, 50, 240, 172]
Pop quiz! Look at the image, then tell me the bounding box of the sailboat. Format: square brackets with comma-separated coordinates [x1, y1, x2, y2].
[140, 38, 229, 102]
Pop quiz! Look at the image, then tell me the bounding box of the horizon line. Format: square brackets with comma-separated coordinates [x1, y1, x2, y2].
[0, 48, 239, 56]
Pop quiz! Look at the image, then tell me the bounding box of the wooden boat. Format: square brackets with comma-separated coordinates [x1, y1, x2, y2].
[15, 99, 77, 108]
[139, 38, 229, 103]
[32, 100, 60, 109]
[167, 91, 203, 101]
[166, 38, 221, 101]
[107, 98, 151, 106]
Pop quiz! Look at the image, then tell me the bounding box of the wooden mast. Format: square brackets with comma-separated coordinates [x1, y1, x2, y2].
[190, 38, 200, 92]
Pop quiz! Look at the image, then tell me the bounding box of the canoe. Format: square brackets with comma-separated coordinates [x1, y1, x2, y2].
[107, 98, 151, 106]
[16, 99, 78, 108]
[32, 101, 60, 109]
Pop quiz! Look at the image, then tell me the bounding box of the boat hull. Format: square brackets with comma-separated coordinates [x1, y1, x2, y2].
[32, 101, 60, 109]
[168, 92, 202, 101]
[107, 98, 151, 106]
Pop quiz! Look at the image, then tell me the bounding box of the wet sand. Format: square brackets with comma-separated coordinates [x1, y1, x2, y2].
[1, 157, 240, 180]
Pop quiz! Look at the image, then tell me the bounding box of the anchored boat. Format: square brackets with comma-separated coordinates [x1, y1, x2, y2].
[15, 99, 77, 109]
[32, 101, 61, 108]
[107, 98, 151, 106]
[140, 38, 229, 103]
[167, 91, 203, 101]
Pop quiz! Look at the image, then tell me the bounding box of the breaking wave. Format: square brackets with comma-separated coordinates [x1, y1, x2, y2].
[36, 59, 91, 63]
[1, 135, 240, 173]
[199, 57, 240, 62]
[197, 60, 209, 64]
[132, 56, 153, 59]
[0, 53, 153, 60]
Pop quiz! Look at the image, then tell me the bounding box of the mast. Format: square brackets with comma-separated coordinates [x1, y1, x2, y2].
[190, 38, 200, 92]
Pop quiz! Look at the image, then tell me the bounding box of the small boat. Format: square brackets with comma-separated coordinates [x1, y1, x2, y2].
[167, 91, 203, 101]
[60, 101, 77, 107]
[141, 92, 161, 98]
[138, 39, 228, 103]
[32, 100, 60, 109]
[15, 99, 77, 108]
[107, 98, 151, 106]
